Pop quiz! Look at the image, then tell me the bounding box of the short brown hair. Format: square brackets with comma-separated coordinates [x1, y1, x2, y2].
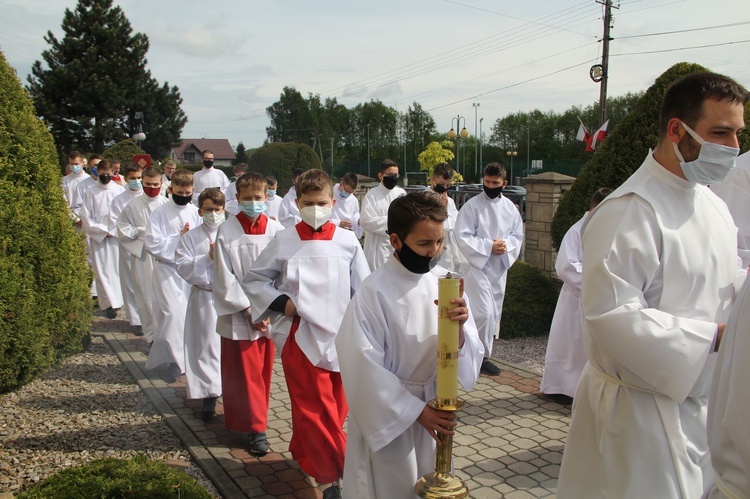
[198, 188, 225, 209]
[266, 176, 278, 186]
[342, 173, 358, 189]
[296, 169, 333, 197]
[162, 160, 176, 170]
[170, 169, 194, 188]
[68, 150, 82, 161]
[89, 153, 103, 162]
[387, 191, 447, 242]
[122, 162, 141, 177]
[433, 163, 454, 180]
[96, 158, 114, 171]
[142, 167, 162, 180]
[233, 163, 249, 175]
[659, 72, 749, 139]
[202, 149, 214, 157]
[380, 159, 398, 173]
[484, 162, 506, 179]
[590, 187, 613, 210]
[236, 172, 267, 197]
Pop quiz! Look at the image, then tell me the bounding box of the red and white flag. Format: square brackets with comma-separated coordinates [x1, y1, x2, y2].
[590, 120, 609, 150]
[577, 118, 608, 151]
[576, 118, 590, 143]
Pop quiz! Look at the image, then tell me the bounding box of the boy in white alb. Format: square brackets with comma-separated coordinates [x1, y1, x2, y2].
[213, 172, 285, 455]
[175, 188, 225, 418]
[192, 149, 230, 203]
[110, 162, 144, 334]
[331, 172, 362, 238]
[360, 159, 407, 271]
[278, 168, 305, 228]
[144, 169, 202, 382]
[223, 162, 248, 216]
[243, 169, 370, 499]
[80, 158, 125, 319]
[61, 150, 87, 227]
[265, 176, 282, 220]
[117, 167, 167, 344]
[337, 191, 483, 498]
[455, 162, 524, 376]
[160, 160, 176, 198]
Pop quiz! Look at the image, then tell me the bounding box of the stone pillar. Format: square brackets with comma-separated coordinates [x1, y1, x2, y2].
[523, 172, 576, 277]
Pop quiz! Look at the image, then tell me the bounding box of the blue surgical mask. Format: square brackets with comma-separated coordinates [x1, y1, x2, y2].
[267, 189, 276, 197]
[71, 165, 83, 174]
[127, 179, 142, 191]
[339, 185, 352, 198]
[674, 122, 739, 186]
[239, 200, 266, 217]
[91, 166, 98, 178]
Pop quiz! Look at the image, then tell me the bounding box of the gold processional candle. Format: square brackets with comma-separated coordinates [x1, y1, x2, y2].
[436, 276, 460, 408]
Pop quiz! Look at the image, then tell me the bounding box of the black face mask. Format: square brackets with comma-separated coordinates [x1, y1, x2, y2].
[172, 193, 193, 206]
[484, 185, 503, 199]
[396, 241, 432, 274]
[203, 160, 214, 169]
[433, 183, 448, 194]
[382, 175, 398, 190]
[98, 174, 112, 185]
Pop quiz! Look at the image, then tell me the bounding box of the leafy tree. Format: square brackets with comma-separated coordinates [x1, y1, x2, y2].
[102, 138, 145, 166]
[234, 142, 249, 165]
[0, 49, 91, 393]
[550, 62, 750, 249]
[266, 86, 313, 143]
[26, 0, 186, 161]
[247, 142, 322, 193]
[417, 141, 459, 180]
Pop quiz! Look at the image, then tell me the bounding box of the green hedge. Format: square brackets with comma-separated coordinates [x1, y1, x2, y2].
[0, 49, 92, 393]
[500, 261, 560, 338]
[247, 141, 323, 193]
[102, 138, 146, 166]
[551, 62, 750, 249]
[17, 455, 213, 498]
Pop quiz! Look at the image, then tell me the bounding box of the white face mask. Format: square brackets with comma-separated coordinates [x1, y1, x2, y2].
[202, 210, 226, 229]
[673, 121, 739, 185]
[300, 205, 331, 230]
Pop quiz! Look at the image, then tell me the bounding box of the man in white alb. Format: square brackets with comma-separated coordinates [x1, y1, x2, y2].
[192, 149, 230, 203]
[360, 159, 406, 271]
[557, 72, 748, 498]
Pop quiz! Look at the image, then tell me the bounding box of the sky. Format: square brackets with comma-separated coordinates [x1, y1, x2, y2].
[1, 0, 749, 150]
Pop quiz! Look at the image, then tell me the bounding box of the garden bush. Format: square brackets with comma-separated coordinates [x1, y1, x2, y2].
[500, 261, 561, 338]
[247, 141, 322, 193]
[551, 62, 750, 249]
[102, 138, 146, 166]
[17, 455, 213, 498]
[0, 49, 92, 393]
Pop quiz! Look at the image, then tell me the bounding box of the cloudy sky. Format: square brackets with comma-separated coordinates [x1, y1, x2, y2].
[1, 0, 748, 149]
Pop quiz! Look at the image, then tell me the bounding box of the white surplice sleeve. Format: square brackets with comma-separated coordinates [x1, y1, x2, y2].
[81, 191, 109, 244]
[359, 190, 388, 236]
[582, 195, 717, 403]
[455, 201, 493, 270]
[242, 235, 287, 323]
[175, 231, 212, 286]
[501, 205, 524, 270]
[213, 225, 251, 316]
[555, 218, 584, 290]
[145, 212, 180, 263]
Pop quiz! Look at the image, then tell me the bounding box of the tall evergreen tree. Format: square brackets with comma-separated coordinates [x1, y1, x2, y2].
[26, 0, 186, 160]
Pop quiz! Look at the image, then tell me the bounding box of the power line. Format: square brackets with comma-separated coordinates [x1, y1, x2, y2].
[617, 20, 750, 39]
[610, 39, 750, 56]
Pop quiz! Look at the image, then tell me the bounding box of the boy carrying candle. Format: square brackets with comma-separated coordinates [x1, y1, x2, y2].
[336, 190, 483, 498]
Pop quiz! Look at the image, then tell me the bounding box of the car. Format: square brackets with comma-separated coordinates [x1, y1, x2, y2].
[402, 184, 428, 193]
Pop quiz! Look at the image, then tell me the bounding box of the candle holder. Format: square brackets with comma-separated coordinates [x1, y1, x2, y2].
[416, 231, 470, 498]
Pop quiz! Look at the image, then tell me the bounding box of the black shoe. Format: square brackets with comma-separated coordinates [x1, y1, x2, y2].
[161, 363, 181, 384]
[323, 484, 342, 499]
[202, 397, 217, 419]
[133, 325, 143, 336]
[480, 358, 501, 376]
[146, 341, 153, 354]
[245, 432, 270, 456]
[105, 307, 118, 319]
[547, 393, 574, 405]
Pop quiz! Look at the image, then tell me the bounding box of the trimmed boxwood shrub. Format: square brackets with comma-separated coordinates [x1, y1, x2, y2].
[500, 261, 561, 338]
[102, 138, 146, 166]
[551, 62, 750, 249]
[17, 455, 213, 498]
[247, 141, 323, 193]
[0, 49, 92, 393]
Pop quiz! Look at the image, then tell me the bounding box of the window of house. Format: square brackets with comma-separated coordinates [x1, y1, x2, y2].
[183, 152, 196, 163]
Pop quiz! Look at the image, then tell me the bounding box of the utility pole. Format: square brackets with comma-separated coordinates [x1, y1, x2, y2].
[596, 0, 617, 127]
[330, 137, 334, 175]
[472, 103, 480, 179]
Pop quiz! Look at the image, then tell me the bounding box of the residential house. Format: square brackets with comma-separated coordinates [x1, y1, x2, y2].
[171, 139, 236, 167]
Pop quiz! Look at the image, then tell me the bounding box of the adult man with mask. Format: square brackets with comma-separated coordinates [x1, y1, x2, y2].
[360, 159, 406, 271]
[192, 150, 230, 204]
[557, 72, 748, 498]
[456, 162, 524, 376]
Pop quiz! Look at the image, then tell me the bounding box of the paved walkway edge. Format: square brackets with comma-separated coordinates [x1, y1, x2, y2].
[99, 331, 244, 499]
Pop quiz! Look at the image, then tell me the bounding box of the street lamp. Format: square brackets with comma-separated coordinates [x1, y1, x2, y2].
[472, 103, 480, 179]
[366, 124, 371, 178]
[506, 149, 518, 185]
[132, 111, 146, 148]
[479, 117, 484, 176]
[447, 116, 469, 176]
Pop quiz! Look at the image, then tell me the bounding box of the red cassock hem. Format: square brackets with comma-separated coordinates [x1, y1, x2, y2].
[220, 336, 275, 433]
[282, 318, 348, 484]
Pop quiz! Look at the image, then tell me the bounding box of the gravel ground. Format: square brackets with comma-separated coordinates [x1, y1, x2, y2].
[0, 336, 219, 497]
[492, 336, 548, 375]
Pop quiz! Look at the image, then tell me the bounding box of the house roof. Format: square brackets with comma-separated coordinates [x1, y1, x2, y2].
[173, 139, 236, 161]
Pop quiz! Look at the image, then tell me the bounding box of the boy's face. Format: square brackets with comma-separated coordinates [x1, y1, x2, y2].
[142, 175, 162, 189]
[431, 174, 452, 191]
[237, 185, 267, 203]
[112, 163, 121, 174]
[69, 157, 82, 168]
[97, 165, 113, 176]
[170, 185, 193, 197]
[125, 170, 143, 182]
[483, 175, 506, 189]
[296, 189, 335, 210]
[378, 166, 399, 182]
[266, 183, 277, 194]
[199, 198, 225, 217]
[390, 219, 444, 258]
[340, 182, 356, 195]
[164, 165, 176, 177]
